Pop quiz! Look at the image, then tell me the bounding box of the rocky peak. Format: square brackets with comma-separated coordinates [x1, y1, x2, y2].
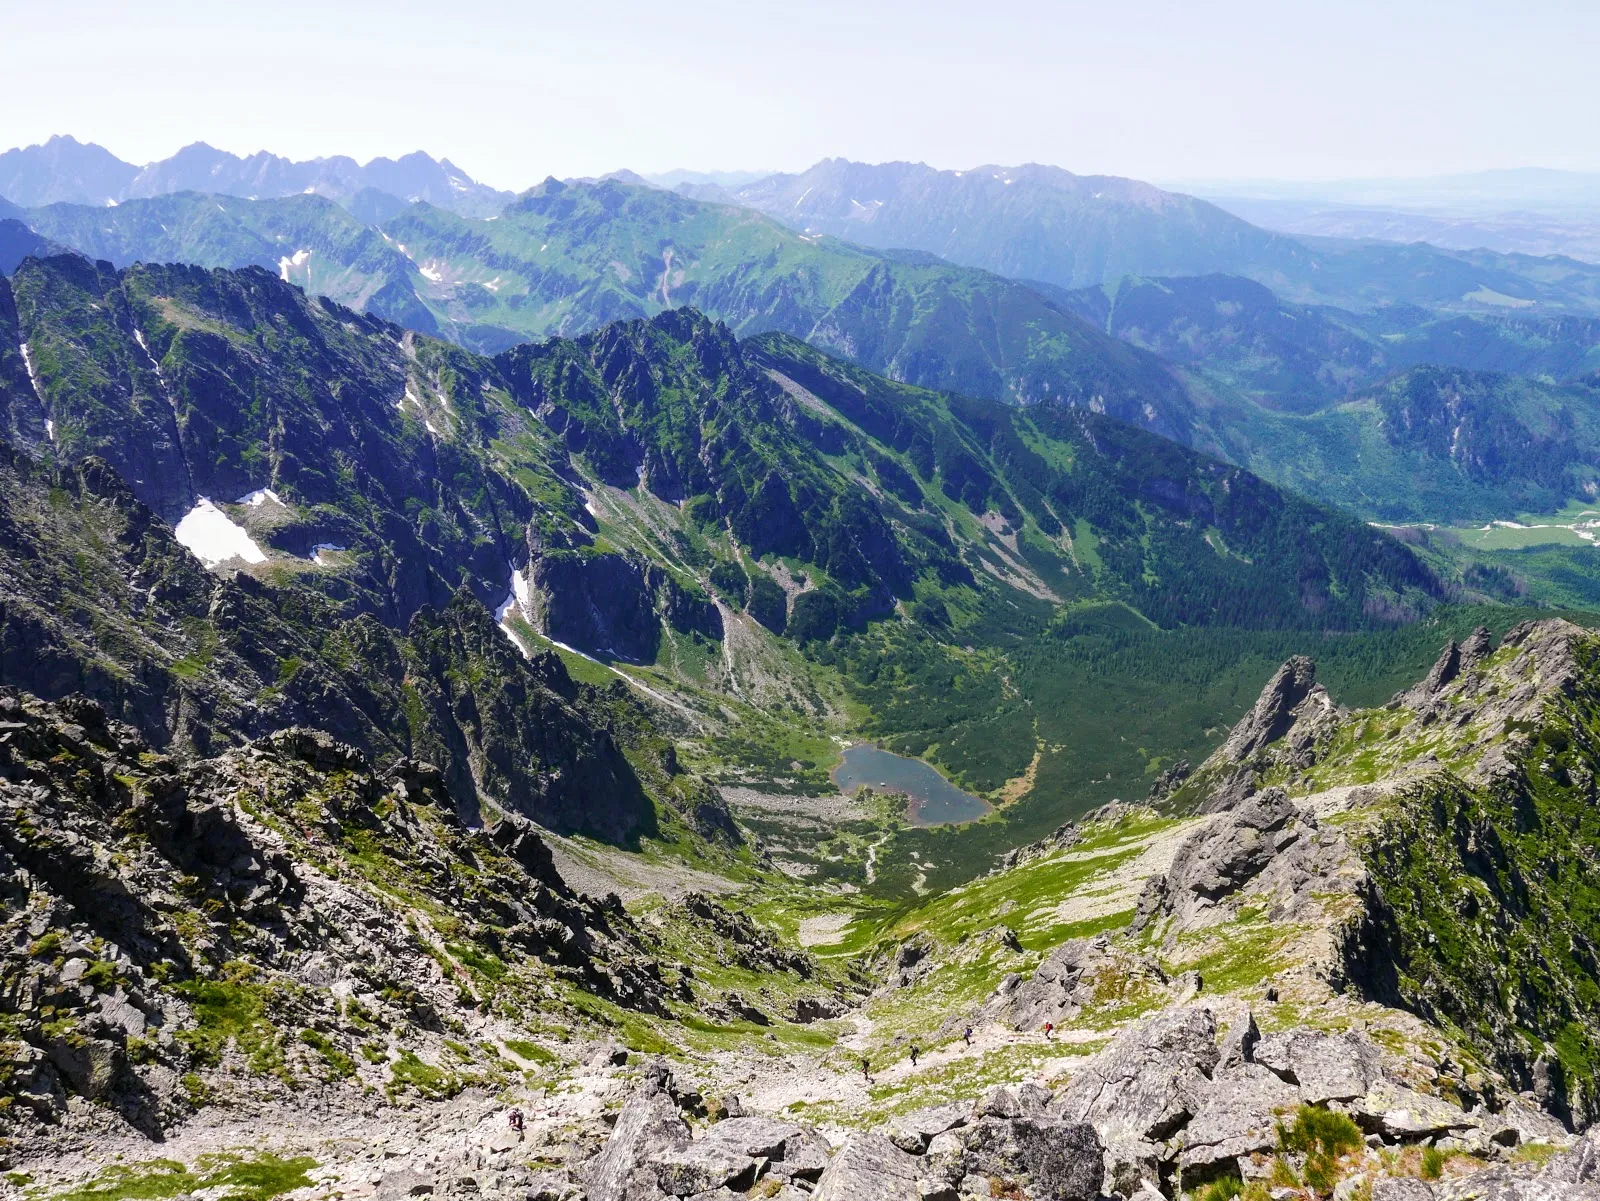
[1218, 655, 1319, 762]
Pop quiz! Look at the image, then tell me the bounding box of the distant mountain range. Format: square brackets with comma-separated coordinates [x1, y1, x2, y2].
[731, 159, 1314, 291]
[728, 158, 1600, 312]
[13, 144, 1600, 522]
[0, 134, 511, 217]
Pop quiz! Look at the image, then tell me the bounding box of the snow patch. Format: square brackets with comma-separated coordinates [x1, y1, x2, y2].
[484, 277, 501, 291]
[794, 186, 813, 208]
[105, 198, 118, 207]
[19, 342, 44, 402]
[495, 568, 536, 654]
[418, 263, 443, 283]
[174, 498, 267, 568]
[236, 488, 282, 507]
[539, 244, 547, 252]
[133, 329, 169, 387]
[311, 543, 346, 565]
[45, 420, 54, 442]
[277, 248, 312, 281]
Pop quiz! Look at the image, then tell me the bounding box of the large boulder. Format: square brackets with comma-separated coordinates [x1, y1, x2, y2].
[1056, 1006, 1219, 1143]
[585, 1081, 691, 1201]
[1350, 1081, 1478, 1141]
[886, 1103, 969, 1154]
[811, 1132, 921, 1201]
[1178, 1064, 1299, 1177]
[646, 1143, 758, 1196]
[1253, 1028, 1385, 1104]
[697, 1115, 805, 1158]
[960, 1117, 1103, 1201]
[697, 1117, 828, 1184]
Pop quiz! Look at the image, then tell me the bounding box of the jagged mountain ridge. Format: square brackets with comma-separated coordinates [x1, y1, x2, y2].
[0, 135, 511, 217]
[0, 255, 1443, 661]
[1152, 618, 1600, 1126]
[19, 180, 1600, 529]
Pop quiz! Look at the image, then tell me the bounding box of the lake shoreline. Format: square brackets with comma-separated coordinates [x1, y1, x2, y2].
[830, 742, 993, 827]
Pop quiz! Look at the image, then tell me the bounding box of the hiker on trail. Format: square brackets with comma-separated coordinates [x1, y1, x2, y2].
[909, 1044, 919, 1067]
[963, 1026, 973, 1048]
[1043, 1021, 1054, 1040]
[861, 1056, 872, 1082]
[508, 1108, 524, 1134]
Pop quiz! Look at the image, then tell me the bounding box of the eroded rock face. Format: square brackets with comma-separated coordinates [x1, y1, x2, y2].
[527, 549, 720, 664]
[1131, 787, 1353, 940]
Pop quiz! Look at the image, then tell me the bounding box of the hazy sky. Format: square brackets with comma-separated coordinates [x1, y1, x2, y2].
[5, 0, 1597, 190]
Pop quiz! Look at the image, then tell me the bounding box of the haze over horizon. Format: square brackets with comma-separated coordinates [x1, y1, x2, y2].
[3, 0, 1597, 193]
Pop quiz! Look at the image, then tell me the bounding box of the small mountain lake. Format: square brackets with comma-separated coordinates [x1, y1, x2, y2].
[831, 744, 992, 827]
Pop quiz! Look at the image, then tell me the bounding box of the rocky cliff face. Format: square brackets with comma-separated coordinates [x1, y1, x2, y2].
[1154, 619, 1600, 1126]
[0, 443, 659, 840]
[0, 690, 670, 1138]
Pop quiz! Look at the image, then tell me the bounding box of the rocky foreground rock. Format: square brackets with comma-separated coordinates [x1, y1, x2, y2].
[534, 996, 1574, 1201]
[534, 1017, 1574, 1201]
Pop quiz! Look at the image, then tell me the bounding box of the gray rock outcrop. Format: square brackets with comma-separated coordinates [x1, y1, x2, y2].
[1131, 787, 1351, 938]
[811, 1132, 922, 1201]
[585, 1077, 691, 1201]
[1218, 656, 1319, 763]
[1056, 1006, 1220, 1143]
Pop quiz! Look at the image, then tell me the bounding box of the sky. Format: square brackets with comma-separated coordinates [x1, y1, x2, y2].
[4, 0, 1598, 191]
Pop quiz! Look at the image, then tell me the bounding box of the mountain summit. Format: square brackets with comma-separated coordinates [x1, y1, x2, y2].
[0, 136, 511, 217]
[734, 158, 1316, 290]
